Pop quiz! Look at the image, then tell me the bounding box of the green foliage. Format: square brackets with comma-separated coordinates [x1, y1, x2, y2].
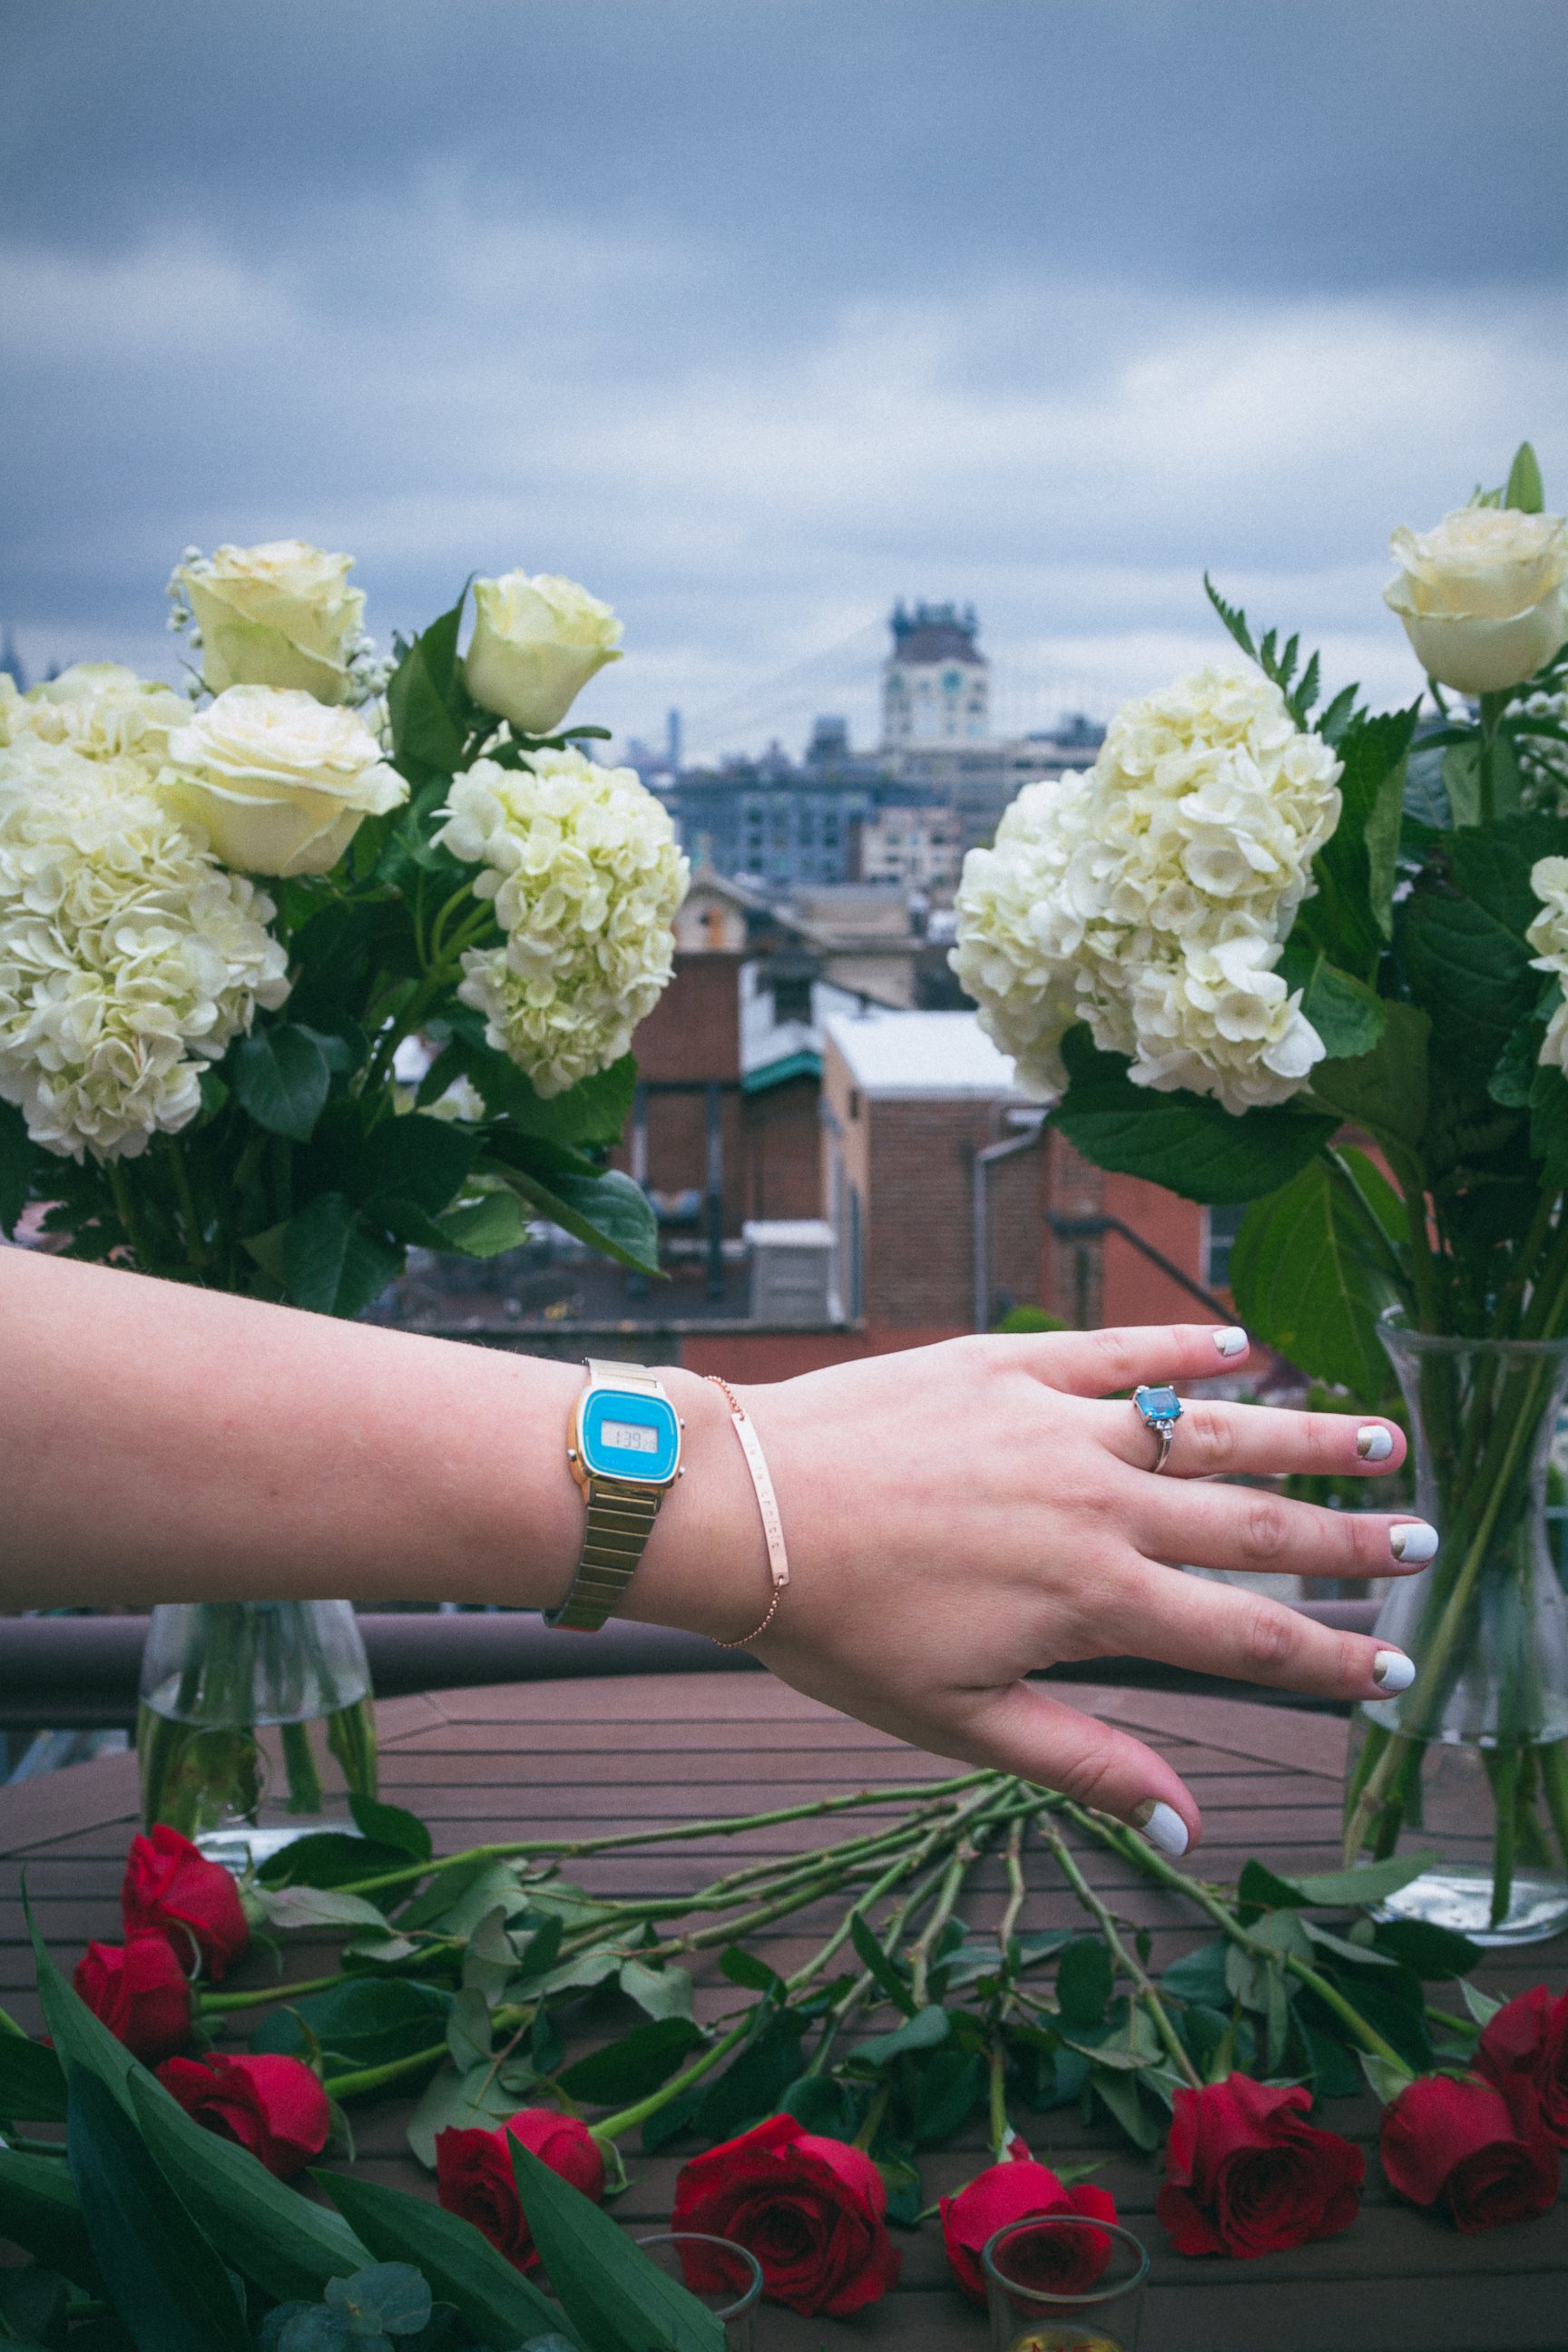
[230, 1025, 335, 1143]
[1276, 946, 1385, 1061]
[1505, 440, 1545, 514]
[0, 1099, 34, 1237]
[0, 2026, 66, 2122]
[250, 1978, 452, 2074]
[322, 2173, 573, 2351]
[1230, 1159, 1398, 1404]
[1306, 1002, 1430, 1151]
[1291, 704, 1420, 972]
[1050, 1025, 1336, 1204]
[1202, 578, 1323, 729]
[1398, 815, 1568, 1092]
[509, 2143, 724, 2352]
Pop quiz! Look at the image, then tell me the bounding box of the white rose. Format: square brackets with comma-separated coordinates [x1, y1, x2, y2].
[162, 685, 407, 876]
[172, 540, 368, 705]
[463, 572, 623, 736]
[1385, 506, 1568, 694]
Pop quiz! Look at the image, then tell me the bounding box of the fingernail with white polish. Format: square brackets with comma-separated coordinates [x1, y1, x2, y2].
[1373, 1650, 1416, 1693]
[1389, 1520, 1439, 1563]
[1212, 1327, 1249, 1357]
[1132, 1798, 1191, 1857]
[1357, 1426, 1395, 1462]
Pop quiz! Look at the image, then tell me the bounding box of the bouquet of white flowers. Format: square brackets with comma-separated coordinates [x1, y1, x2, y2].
[955, 443, 1568, 1944]
[0, 543, 686, 1841]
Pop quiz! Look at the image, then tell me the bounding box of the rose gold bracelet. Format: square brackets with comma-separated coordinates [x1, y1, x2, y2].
[704, 1375, 789, 1646]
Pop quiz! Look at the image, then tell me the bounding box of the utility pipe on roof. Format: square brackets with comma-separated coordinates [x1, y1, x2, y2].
[973, 1114, 1046, 1332]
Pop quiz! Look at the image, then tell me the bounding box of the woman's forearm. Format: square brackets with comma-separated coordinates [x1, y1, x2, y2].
[0, 1249, 757, 1624]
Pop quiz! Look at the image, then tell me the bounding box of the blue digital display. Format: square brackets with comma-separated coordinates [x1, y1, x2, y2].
[582, 1388, 680, 1483]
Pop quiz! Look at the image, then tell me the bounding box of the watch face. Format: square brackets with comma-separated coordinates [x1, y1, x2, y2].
[580, 1387, 681, 1483]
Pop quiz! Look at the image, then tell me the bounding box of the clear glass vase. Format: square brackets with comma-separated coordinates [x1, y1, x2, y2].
[1345, 1324, 1568, 1945]
[137, 1601, 378, 1869]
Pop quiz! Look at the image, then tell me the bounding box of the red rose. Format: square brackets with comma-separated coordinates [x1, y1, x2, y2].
[671, 2112, 900, 2318]
[1380, 2071, 1559, 2232]
[122, 1826, 249, 1983]
[941, 2139, 1118, 2306]
[1156, 2073, 1364, 2259]
[1478, 1985, 1568, 2146]
[73, 1934, 191, 2063]
[155, 2050, 329, 2179]
[436, 2108, 605, 2273]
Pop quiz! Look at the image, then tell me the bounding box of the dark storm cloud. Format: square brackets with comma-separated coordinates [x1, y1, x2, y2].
[4, 2, 1566, 750]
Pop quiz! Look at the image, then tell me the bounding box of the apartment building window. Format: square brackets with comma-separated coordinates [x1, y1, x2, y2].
[1204, 1202, 1245, 1291]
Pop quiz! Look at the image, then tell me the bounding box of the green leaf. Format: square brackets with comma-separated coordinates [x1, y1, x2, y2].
[475, 1053, 637, 1152]
[405, 2061, 526, 2171]
[125, 2071, 369, 2303]
[1357, 2050, 1416, 2105]
[1370, 1919, 1481, 1980]
[327, 2262, 432, 2338]
[1307, 1001, 1430, 1150]
[618, 1959, 694, 2024]
[1399, 815, 1568, 1091]
[1056, 1936, 1113, 2028]
[0, 1098, 34, 1237]
[778, 2073, 864, 2141]
[1505, 440, 1545, 514]
[230, 1025, 332, 1143]
[0, 2032, 66, 2122]
[848, 1911, 916, 2017]
[1230, 1160, 1393, 1402]
[252, 1884, 393, 1937]
[0, 2149, 103, 2291]
[67, 2064, 249, 2352]
[1276, 947, 1386, 1062]
[1294, 706, 1419, 965]
[282, 1193, 403, 1318]
[500, 1162, 658, 1276]
[1238, 1858, 1308, 1914]
[717, 1947, 784, 1994]
[1530, 1058, 1568, 1184]
[387, 592, 471, 783]
[1461, 1979, 1505, 2029]
[1158, 1938, 1230, 2008]
[348, 1796, 433, 1864]
[1490, 1016, 1543, 1110]
[554, 2016, 704, 2105]
[359, 1115, 478, 1218]
[322, 2171, 575, 2352]
[258, 1832, 408, 1892]
[852, 2004, 951, 2070]
[436, 1190, 532, 1259]
[250, 1979, 452, 2073]
[1289, 1852, 1440, 1907]
[1087, 2063, 1161, 2151]
[1050, 1026, 1337, 1205]
[510, 2141, 724, 2352]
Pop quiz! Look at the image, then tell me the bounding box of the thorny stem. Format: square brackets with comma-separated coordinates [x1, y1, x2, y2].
[1041, 1817, 1202, 2090]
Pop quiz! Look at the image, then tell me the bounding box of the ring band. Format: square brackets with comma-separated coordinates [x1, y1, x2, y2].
[1132, 1384, 1182, 1475]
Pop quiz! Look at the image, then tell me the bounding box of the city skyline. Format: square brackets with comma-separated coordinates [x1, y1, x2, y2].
[5, 3, 1565, 761]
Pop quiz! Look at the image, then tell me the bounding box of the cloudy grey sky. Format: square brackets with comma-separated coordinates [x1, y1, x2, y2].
[5, 1, 1566, 760]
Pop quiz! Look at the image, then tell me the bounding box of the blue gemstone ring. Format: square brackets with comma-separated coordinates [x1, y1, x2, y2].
[1132, 1384, 1182, 1475]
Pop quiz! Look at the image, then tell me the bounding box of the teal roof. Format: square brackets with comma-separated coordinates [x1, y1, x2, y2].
[741, 1049, 821, 1095]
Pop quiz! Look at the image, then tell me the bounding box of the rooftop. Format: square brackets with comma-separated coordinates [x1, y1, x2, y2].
[887, 599, 985, 669]
[824, 1007, 1034, 1101]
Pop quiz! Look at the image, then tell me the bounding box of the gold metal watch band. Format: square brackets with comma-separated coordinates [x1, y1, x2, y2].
[547, 1477, 662, 1631]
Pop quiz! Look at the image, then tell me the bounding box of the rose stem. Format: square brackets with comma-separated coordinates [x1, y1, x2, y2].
[335, 1772, 993, 1900]
[1065, 1804, 1408, 2069]
[1040, 1815, 1201, 2090]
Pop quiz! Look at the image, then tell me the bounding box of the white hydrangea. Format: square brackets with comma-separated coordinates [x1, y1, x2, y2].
[0, 736, 289, 1161]
[1528, 856, 1568, 1074]
[434, 750, 688, 1096]
[951, 664, 1343, 1112]
[1, 662, 190, 765]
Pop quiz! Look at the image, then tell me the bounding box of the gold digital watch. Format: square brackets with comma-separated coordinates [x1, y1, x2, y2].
[546, 1358, 684, 1632]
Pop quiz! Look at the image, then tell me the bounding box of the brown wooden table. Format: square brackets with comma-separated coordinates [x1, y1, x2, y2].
[4, 1673, 1565, 2352]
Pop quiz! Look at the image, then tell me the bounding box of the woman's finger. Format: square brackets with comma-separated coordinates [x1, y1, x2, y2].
[956, 1679, 1200, 1855]
[1025, 1321, 1250, 1397]
[1097, 1560, 1418, 1708]
[1097, 1394, 1406, 1482]
[1124, 1471, 1439, 1582]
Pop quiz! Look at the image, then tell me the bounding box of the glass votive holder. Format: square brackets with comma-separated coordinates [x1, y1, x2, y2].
[636, 2230, 764, 2352]
[983, 2213, 1150, 2352]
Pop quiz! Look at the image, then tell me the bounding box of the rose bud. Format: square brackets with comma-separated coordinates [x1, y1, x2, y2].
[436, 2108, 605, 2273]
[941, 2140, 1118, 2306]
[1477, 1985, 1568, 2147]
[155, 2051, 329, 2180]
[1156, 2073, 1364, 2259]
[122, 1825, 250, 1983]
[463, 571, 623, 738]
[1380, 2071, 1560, 2232]
[671, 2112, 901, 2318]
[74, 1933, 191, 2063]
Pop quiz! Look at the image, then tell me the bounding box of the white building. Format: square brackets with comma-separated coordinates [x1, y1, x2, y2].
[881, 602, 989, 749]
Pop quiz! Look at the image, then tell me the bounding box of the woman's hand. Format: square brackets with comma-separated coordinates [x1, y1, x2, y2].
[641, 1324, 1427, 1856]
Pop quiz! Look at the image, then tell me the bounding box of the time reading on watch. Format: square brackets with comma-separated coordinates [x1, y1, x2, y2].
[602, 1417, 660, 1455]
